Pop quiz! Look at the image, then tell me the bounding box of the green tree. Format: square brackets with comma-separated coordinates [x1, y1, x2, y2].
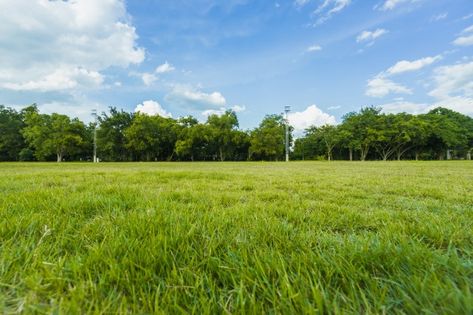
[0, 105, 25, 161]
[206, 110, 239, 161]
[175, 117, 210, 161]
[250, 114, 290, 161]
[97, 107, 134, 161]
[22, 108, 86, 162]
[422, 108, 468, 159]
[305, 124, 340, 161]
[343, 107, 380, 161]
[125, 113, 178, 161]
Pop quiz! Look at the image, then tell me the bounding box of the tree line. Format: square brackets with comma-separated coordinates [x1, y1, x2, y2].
[0, 104, 472, 162]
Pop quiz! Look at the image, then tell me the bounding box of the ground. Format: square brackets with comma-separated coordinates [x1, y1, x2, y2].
[0, 162, 472, 314]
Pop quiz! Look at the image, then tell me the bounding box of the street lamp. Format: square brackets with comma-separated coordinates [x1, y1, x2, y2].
[284, 105, 291, 162]
[91, 109, 98, 163]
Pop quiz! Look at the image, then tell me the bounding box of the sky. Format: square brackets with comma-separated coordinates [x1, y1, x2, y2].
[1, 0, 473, 132]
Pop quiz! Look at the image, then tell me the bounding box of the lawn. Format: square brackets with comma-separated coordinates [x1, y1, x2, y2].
[0, 162, 472, 314]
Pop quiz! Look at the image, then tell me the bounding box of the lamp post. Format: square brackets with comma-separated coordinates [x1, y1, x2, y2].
[285, 105, 291, 162]
[92, 109, 97, 163]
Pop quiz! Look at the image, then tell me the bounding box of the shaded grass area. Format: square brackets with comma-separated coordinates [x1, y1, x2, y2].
[0, 162, 472, 314]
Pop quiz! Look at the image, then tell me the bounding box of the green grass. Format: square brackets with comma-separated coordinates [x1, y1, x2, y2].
[0, 162, 472, 314]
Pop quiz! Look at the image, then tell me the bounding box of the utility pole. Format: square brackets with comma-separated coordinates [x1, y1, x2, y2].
[285, 105, 291, 162]
[92, 109, 98, 163]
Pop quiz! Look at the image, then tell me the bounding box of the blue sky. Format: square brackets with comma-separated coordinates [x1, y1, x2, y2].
[1, 0, 472, 131]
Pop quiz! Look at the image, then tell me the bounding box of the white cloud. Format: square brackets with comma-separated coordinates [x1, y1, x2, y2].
[294, 0, 310, 6]
[202, 105, 246, 117]
[327, 105, 341, 110]
[314, 0, 351, 25]
[386, 55, 442, 75]
[1, 67, 103, 92]
[232, 105, 246, 112]
[166, 85, 226, 108]
[366, 55, 441, 98]
[0, 0, 144, 92]
[431, 12, 448, 22]
[288, 105, 336, 132]
[377, 0, 418, 11]
[429, 61, 473, 99]
[202, 108, 226, 117]
[135, 100, 173, 118]
[155, 62, 175, 74]
[366, 77, 412, 98]
[426, 61, 473, 115]
[376, 60, 473, 116]
[453, 25, 473, 46]
[380, 101, 430, 114]
[141, 73, 158, 86]
[462, 13, 473, 21]
[356, 29, 388, 43]
[307, 45, 322, 52]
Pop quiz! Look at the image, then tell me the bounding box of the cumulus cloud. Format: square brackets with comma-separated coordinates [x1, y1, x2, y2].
[166, 85, 227, 108]
[377, 60, 473, 116]
[453, 25, 473, 46]
[288, 105, 337, 133]
[202, 105, 246, 117]
[155, 62, 175, 74]
[366, 55, 441, 98]
[356, 29, 388, 44]
[1, 68, 104, 92]
[380, 101, 430, 114]
[0, 0, 144, 92]
[386, 55, 442, 75]
[307, 45, 322, 52]
[135, 100, 173, 118]
[366, 77, 412, 98]
[141, 73, 158, 86]
[427, 61, 473, 114]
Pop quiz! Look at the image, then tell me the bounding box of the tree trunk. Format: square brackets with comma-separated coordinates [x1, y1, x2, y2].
[467, 150, 472, 161]
[360, 146, 368, 161]
[219, 147, 224, 161]
[57, 152, 62, 162]
[349, 148, 353, 161]
[415, 151, 419, 161]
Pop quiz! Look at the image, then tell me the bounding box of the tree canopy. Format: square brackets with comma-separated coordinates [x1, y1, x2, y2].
[0, 104, 472, 162]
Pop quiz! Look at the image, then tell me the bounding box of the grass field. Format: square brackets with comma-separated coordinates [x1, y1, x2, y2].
[1, 162, 472, 314]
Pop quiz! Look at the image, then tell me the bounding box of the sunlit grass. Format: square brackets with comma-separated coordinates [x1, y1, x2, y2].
[1, 162, 472, 314]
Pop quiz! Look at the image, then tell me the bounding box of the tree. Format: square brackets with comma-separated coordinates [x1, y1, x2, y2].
[125, 113, 178, 161]
[305, 124, 340, 161]
[372, 114, 406, 161]
[422, 108, 468, 160]
[22, 108, 86, 162]
[394, 114, 429, 161]
[175, 118, 210, 161]
[338, 115, 357, 161]
[250, 115, 290, 161]
[0, 105, 25, 161]
[206, 110, 239, 161]
[97, 107, 134, 161]
[343, 107, 380, 161]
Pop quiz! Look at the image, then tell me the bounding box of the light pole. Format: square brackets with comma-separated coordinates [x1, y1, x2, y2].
[92, 109, 97, 163]
[284, 105, 291, 162]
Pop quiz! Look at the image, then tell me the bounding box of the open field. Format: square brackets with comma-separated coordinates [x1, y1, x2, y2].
[1, 162, 472, 314]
